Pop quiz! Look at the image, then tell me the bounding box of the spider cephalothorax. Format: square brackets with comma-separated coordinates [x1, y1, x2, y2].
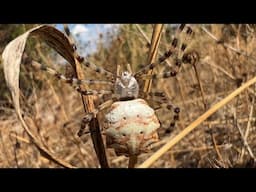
[114, 71, 139, 100]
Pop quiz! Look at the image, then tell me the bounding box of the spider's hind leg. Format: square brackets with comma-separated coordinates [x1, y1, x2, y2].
[146, 91, 180, 134]
[76, 99, 115, 137]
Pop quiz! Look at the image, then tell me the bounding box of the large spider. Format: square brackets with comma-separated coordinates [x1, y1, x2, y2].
[31, 24, 199, 157]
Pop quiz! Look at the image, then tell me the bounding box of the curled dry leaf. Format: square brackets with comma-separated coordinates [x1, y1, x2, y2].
[2, 25, 76, 168]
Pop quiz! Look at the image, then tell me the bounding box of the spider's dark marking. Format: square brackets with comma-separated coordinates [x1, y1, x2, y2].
[170, 71, 177, 77]
[149, 63, 155, 70]
[85, 62, 90, 67]
[76, 55, 84, 63]
[165, 128, 172, 134]
[164, 50, 172, 58]
[173, 115, 179, 121]
[54, 72, 62, 79]
[167, 104, 173, 110]
[65, 78, 73, 84]
[175, 60, 182, 67]
[158, 50, 172, 62]
[174, 107, 180, 113]
[179, 24, 186, 31]
[72, 44, 77, 51]
[95, 67, 101, 73]
[172, 38, 178, 48]
[186, 27, 193, 35]
[64, 26, 71, 36]
[181, 43, 187, 51]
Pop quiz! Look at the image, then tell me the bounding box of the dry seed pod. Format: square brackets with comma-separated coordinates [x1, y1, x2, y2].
[104, 99, 160, 156]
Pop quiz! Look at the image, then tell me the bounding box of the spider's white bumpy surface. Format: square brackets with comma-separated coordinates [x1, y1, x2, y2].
[104, 99, 160, 156]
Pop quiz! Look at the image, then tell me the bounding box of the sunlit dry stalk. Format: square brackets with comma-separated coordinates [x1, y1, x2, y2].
[143, 24, 164, 94]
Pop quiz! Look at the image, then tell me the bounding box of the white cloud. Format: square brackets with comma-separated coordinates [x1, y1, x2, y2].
[71, 24, 88, 36]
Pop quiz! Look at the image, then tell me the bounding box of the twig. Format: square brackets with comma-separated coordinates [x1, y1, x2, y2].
[138, 75, 256, 168]
[239, 84, 256, 162]
[211, 133, 225, 166]
[200, 26, 256, 61]
[192, 63, 207, 110]
[232, 108, 256, 161]
[128, 155, 138, 168]
[143, 24, 164, 93]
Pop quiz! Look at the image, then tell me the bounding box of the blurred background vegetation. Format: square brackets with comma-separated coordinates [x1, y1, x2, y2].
[1, 24, 256, 167]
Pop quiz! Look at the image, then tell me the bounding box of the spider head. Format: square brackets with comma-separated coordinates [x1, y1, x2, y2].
[120, 71, 132, 86]
[114, 71, 139, 100]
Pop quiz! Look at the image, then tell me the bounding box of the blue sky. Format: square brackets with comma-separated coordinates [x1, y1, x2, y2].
[55, 24, 120, 56]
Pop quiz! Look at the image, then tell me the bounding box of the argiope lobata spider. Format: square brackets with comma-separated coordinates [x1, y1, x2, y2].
[31, 24, 199, 157]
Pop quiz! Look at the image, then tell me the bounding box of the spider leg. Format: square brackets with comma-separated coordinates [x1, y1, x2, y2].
[77, 99, 114, 137]
[134, 24, 194, 78]
[32, 60, 114, 96]
[63, 24, 115, 79]
[31, 61, 114, 86]
[140, 51, 199, 80]
[146, 92, 180, 133]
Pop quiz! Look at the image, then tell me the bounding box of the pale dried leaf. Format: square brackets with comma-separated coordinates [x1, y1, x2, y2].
[2, 25, 76, 168]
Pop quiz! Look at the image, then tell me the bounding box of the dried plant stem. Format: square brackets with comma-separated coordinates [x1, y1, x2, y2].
[138, 75, 256, 168]
[192, 63, 207, 110]
[63, 24, 109, 168]
[128, 155, 138, 168]
[143, 24, 164, 93]
[211, 133, 225, 164]
[239, 92, 255, 162]
[232, 108, 256, 161]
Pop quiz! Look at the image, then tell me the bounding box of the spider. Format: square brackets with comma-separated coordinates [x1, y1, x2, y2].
[31, 24, 199, 157]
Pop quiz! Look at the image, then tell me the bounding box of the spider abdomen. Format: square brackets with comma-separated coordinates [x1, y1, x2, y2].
[104, 99, 160, 156]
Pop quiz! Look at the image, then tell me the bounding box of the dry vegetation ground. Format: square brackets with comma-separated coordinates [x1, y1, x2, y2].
[1, 24, 256, 168]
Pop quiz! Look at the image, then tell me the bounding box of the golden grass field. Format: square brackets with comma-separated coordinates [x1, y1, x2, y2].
[1, 24, 256, 168]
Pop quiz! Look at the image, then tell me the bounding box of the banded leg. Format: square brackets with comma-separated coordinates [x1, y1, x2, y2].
[32, 61, 114, 96]
[77, 99, 115, 137]
[32, 61, 114, 86]
[147, 92, 180, 133]
[139, 51, 199, 80]
[63, 25, 115, 79]
[134, 24, 194, 78]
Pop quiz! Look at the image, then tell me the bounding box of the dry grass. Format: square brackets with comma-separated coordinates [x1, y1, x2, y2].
[1, 24, 256, 168]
